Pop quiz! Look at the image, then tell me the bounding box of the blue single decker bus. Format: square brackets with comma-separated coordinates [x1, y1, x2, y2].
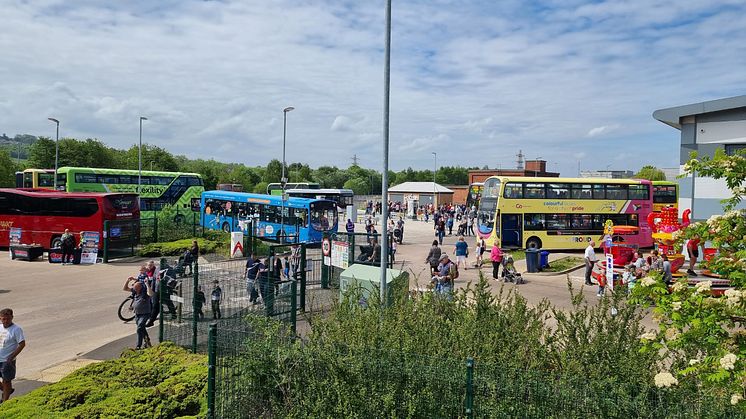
[200, 190, 338, 243]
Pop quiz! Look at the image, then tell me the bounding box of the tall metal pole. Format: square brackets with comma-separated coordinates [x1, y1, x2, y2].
[138, 117, 147, 201]
[380, 0, 392, 306]
[432, 151, 437, 208]
[48, 118, 60, 189]
[281, 106, 294, 243]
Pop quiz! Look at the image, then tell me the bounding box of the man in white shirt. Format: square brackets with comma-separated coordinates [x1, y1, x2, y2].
[584, 241, 597, 285]
[0, 308, 26, 402]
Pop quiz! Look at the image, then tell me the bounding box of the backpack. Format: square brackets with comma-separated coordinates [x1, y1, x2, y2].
[450, 261, 459, 280]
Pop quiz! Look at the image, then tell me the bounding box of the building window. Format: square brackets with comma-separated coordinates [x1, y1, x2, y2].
[725, 144, 746, 156]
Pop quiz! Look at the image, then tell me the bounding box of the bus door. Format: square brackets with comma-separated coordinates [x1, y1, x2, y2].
[501, 214, 522, 248]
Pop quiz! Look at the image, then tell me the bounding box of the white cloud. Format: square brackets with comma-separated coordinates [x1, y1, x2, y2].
[586, 124, 620, 138]
[0, 0, 743, 174]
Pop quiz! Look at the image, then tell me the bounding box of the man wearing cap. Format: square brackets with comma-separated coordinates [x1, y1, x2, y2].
[431, 254, 456, 299]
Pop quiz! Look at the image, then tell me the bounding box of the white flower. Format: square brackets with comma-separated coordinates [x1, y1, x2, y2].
[695, 280, 712, 294]
[732, 394, 742, 405]
[720, 353, 737, 370]
[654, 372, 678, 388]
[639, 331, 657, 341]
[671, 281, 687, 293]
[725, 289, 742, 307]
[672, 302, 682, 311]
[665, 328, 680, 341]
[640, 277, 653, 287]
[689, 359, 700, 366]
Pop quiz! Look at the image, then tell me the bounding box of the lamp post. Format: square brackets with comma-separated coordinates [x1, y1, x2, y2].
[48, 118, 60, 189]
[380, 0, 392, 304]
[281, 106, 294, 243]
[138, 116, 148, 198]
[432, 152, 437, 207]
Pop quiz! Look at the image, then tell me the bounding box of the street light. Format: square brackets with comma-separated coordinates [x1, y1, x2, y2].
[138, 116, 148, 198]
[432, 152, 437, 208]
[281, 106, 294, 243]
[48, 118, 60, 189]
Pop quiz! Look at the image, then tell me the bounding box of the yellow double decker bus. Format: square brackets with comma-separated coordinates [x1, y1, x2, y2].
[476, 176, 655, 250]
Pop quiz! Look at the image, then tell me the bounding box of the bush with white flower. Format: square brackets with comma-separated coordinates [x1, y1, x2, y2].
[630, 149, 746, 406]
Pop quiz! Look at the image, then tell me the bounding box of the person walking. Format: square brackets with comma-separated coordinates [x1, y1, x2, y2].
[437, 218, 446, 245]
[211, 280, 222, 320]
[123, 266, 154, 349]
[490, 245, 503, 280]
[187, 240, 199, 275]
[446, 214, 454, 236]
[0, 308, 26, 402]
[475, 237, 486, 267]
[584, 241, 597, 286]
[454, 236, 469, 271]
[346, 218, 355, 234]
[426, 240, 441, 275]
[430, 254, 456, 299]
[686, 235, 701, 276]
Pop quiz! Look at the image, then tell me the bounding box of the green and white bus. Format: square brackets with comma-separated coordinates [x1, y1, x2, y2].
[55, 167, 204, 219]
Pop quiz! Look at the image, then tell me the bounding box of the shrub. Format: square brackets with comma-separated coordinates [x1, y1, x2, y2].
[138, 237, 226, 257]
[0, 343, 206, 418]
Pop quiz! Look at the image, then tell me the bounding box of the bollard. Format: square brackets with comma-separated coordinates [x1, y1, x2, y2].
[207, 323, 217, 419]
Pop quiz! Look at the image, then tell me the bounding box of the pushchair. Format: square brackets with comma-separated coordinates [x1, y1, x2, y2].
[502, 254, 524, 284]
[393, 227, 403, 244]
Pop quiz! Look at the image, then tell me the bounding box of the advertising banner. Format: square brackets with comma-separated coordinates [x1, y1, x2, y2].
[9, 228, 21, 246]
[331, 240, 349, 269]
[80, 231, 100, 264]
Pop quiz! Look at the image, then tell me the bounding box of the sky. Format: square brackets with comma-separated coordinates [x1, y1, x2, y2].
[2, 0, 746, 176]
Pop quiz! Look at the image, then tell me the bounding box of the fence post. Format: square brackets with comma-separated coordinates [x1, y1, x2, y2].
[290, 280, 297, 335]
[153, 214, 159, 243]
[321, 232, 329, 289]
[159, 257, 167, 343]
[465, 357, 474, 418]
[193, 212, 197, 237]
[207, 322, 217, 419]
[300, 244, 306, 311]
[192, 258, 199, 353]
[102, 220, 109, 263]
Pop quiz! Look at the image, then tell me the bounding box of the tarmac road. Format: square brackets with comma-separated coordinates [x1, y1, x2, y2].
[0, 253, 144, 393]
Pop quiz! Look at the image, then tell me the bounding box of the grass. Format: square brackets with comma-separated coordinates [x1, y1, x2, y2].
[543, 256, 585, 272]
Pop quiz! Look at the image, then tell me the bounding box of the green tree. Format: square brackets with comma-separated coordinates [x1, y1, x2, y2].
[253, 181, 269, 194]
[0, 149, 17, 187]
[27, 136, 56, 168]
[343, 178, 369, 195]
[313, 166, 347, 188]
[263, 159, 283, 183]
[634, 165, 667, 181]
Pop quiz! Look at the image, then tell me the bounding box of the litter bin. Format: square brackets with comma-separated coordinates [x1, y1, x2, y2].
[539, 250, 550, 270]
[525, 248, 540, 273]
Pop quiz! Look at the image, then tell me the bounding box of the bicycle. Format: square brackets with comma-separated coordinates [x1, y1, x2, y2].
[118, 295, 136, 322]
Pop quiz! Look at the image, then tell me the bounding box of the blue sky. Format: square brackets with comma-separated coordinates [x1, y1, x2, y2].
[1, 0, 745, 176]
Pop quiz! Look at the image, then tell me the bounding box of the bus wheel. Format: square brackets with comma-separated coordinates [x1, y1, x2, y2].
[526, 237, 542, 250]
[221, 223, 231, 233]
[174, 214, 185, 224]
[51, 236, 62, 249]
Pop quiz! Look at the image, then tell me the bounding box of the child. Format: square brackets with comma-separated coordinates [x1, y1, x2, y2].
[622, 264, 637, 294]
[195, 285, 206, 320]
[391, 239, 397, 262]
[211, 280, 222, 320]
[283, 256, 291, 280]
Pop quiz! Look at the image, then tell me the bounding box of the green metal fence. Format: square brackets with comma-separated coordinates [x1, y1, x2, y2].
[103, 211, 202, 261]
[159, 256, 300, 353]
[204, 322, 738, 418]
